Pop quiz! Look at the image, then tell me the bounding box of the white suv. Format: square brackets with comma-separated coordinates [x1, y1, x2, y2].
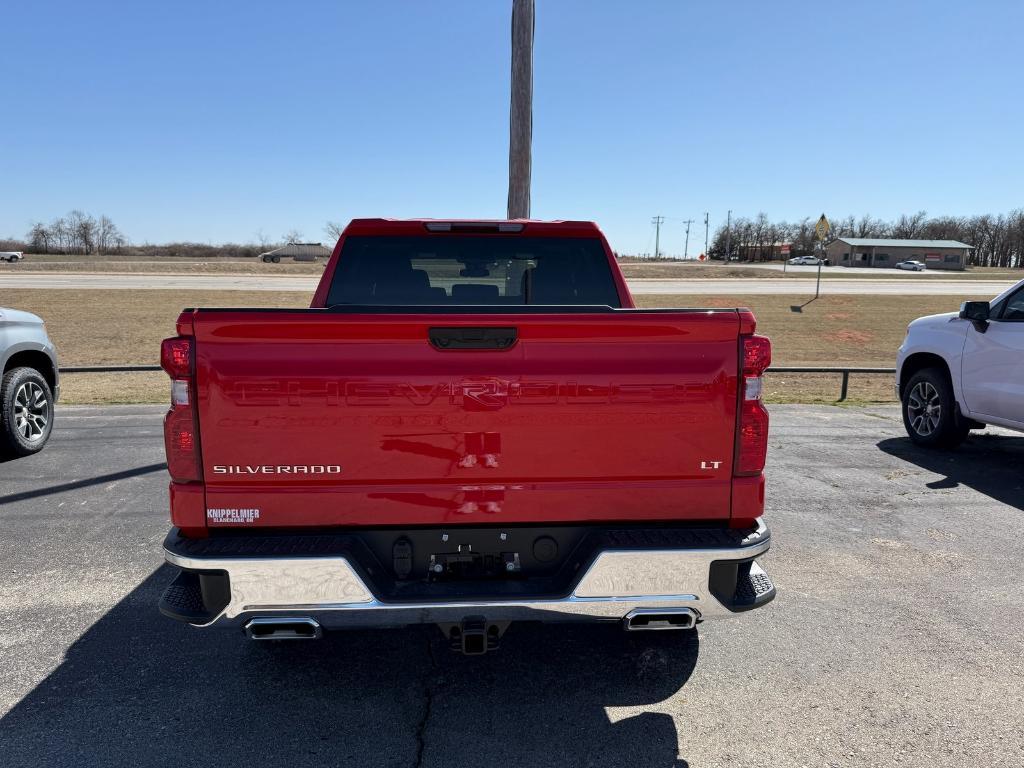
[897, 279, 1024, 446]
[1, 307, 60, 456]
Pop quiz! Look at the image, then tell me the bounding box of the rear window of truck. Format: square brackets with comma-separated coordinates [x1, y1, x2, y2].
[325, 236, 621, 307]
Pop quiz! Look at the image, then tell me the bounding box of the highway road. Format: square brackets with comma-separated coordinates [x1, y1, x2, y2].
[0, 272, 1016, 296]
[2, 405, 1022, 766]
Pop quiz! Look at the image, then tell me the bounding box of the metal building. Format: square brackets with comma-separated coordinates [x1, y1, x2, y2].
[827, 237, 972, 271]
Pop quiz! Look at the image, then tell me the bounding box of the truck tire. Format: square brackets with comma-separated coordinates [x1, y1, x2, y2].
[901, 367, 969, 448]
[0, 367, 55, 457]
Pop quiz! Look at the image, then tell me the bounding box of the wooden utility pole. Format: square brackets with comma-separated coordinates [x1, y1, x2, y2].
[725, 209, 732, 260]
[652, 216, 665, 259]
[507, 0, 534, 219]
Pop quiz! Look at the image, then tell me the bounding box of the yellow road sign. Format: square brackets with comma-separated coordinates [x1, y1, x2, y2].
[815, 214, 830, 241]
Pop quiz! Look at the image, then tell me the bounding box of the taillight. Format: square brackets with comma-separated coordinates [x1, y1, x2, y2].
[161, 336, 202, 483]
[165, 406, 202, 481]
[735, 334, 771, 476]
[161, 337, 191, 379]
[742, 335, 771, 377]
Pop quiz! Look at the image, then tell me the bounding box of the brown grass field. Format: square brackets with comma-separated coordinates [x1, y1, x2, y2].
[635, 293, 995, 403]
[3, 288, 993, 406]
[4, 289, 306, 404]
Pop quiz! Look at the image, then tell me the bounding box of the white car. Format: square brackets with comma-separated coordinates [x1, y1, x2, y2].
[896, 279, 1024, 446]
[787, 255, 822, 265]
[0, 251, 25, 263]
[895, 260, 926, 271]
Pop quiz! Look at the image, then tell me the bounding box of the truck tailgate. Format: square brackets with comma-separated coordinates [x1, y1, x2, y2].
[192, 309, 740, 528]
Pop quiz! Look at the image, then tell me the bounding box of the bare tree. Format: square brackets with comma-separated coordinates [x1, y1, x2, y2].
[66, 210, 85, 253]
[95, 215, 125, 254]
[254, 229, 272, 252]
[792, 217, 814, 256]
[891, 211, 928, 239]
[24, 212, 128, 255]
[66, 210, 98, 254]
[834, 215, 857, 239]
[281, 229, 304, 244]
[855, 215, 887, 238]
[324, 221, 345, 241]
[27, 222, 52, 253]
[51, 216, 70, 253]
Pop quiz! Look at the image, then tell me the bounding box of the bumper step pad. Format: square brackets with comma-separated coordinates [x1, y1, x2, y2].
[159, 570, 207, 623]
[158, 568, 229, 625]
[731, 562, 776, 611]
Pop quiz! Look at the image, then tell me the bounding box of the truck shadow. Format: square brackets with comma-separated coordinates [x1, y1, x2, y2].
[0, 566, 697, 767]
[0, 462, 167, 504]
[877, 433, 1024, 512]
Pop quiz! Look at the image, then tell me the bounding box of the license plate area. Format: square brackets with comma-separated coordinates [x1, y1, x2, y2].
[428, 548, 522, 581]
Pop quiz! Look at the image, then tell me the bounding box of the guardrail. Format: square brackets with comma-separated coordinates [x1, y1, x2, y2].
[767, 366, 896, 401]
[61, 365, 162, 373]
[60, 364, 898, 402]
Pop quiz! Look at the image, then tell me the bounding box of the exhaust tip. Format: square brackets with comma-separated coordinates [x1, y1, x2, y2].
[623, 608, 697, 632]
[245, 617, 323, 640]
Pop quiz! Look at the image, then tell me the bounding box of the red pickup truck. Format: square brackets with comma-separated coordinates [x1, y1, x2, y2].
[158, 219, 774, 653]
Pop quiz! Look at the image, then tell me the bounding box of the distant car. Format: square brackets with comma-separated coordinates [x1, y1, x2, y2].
[0, 307, 59, 456]
[787, 255, 823, 266]
[897, 279, 1024, 446]
[0, 251, 25, 263]
[896, 260, 926, 271]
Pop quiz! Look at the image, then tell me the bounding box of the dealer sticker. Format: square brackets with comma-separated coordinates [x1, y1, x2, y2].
[207, 507, 261, 524]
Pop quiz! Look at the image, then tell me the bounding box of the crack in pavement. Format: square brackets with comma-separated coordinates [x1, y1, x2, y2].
[413, 633, 442, 768]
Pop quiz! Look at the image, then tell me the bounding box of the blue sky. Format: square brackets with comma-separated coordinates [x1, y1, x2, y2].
[2, 0, 1021, 254]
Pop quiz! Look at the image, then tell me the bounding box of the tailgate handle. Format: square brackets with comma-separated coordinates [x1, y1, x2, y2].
[429, 327, 518, 350]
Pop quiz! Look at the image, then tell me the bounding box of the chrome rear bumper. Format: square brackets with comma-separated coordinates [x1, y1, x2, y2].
[161, 519, 773, 629]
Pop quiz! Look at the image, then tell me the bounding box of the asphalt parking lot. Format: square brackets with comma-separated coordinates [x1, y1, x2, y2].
[1, 404, 1022, 767]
